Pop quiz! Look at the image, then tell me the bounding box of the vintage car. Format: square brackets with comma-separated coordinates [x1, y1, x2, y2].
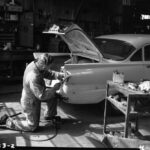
[34, 24, 150, 104]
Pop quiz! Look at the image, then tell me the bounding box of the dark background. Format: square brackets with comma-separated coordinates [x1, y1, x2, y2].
[0, 0, 150, 79]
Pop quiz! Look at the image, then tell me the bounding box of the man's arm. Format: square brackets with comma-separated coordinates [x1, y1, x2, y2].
[43, 70, 65, 80]
[29, 74, 61, 101]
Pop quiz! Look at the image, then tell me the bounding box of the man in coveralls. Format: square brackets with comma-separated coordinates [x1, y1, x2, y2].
[0, 53, 65, 132]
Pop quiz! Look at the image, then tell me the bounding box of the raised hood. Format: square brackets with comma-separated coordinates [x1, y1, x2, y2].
[43, 24, 103, 62]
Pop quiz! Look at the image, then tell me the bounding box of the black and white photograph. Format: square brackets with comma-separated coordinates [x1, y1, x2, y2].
[0, 0, 150, 149]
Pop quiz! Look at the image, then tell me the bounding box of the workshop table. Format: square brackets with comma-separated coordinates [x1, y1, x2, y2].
[103, 80, 150, 138]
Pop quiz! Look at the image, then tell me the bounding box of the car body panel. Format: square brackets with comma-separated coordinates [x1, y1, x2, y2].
[143, 61, 150, 79]
[59, 62, 145, 104]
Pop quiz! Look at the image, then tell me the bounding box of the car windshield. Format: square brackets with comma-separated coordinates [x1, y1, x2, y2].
[93, 38, 135, 60]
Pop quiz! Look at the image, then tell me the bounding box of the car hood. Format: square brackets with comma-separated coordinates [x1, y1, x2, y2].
[43, 24, 103, 62]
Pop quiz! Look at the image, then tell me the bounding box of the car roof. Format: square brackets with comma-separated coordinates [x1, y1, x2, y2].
[96, 34, 150, 49]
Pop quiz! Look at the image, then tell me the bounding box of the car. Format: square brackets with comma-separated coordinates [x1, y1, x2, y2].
[34, 24, 150, 104]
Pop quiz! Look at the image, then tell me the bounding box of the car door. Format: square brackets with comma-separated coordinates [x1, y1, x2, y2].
[126, 48, 145, 81]
[143, 44, 150, 80]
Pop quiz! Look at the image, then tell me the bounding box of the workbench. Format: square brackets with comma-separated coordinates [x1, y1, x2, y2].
[103, 80, 150, 138]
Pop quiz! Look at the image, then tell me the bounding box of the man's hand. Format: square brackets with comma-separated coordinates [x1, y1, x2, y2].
[53, 82, 61, 91]
[58, 71, 71, 83]
[58, 72, 65, 81]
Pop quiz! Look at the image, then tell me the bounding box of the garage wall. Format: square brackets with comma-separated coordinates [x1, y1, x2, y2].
[16, 0, 150, 50]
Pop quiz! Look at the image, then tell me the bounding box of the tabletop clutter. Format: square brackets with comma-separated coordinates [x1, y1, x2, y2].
[111, 70, 150, 111]
[112, 70, 150, 93]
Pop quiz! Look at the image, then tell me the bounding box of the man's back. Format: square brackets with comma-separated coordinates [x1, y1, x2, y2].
[21, 61, 42, 128]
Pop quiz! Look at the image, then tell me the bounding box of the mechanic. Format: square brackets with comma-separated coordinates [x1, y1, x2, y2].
[0, 53, 65, 132]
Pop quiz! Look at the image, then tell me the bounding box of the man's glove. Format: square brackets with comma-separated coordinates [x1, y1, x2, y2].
[53, 82, 61, 91]
[0, 114, 8, 125]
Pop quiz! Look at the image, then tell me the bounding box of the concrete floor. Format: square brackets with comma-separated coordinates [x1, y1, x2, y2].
[0, 82, 150, 148]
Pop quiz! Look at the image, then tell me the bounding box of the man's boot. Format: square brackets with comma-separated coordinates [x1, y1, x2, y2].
[0, 114, 8, 125]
